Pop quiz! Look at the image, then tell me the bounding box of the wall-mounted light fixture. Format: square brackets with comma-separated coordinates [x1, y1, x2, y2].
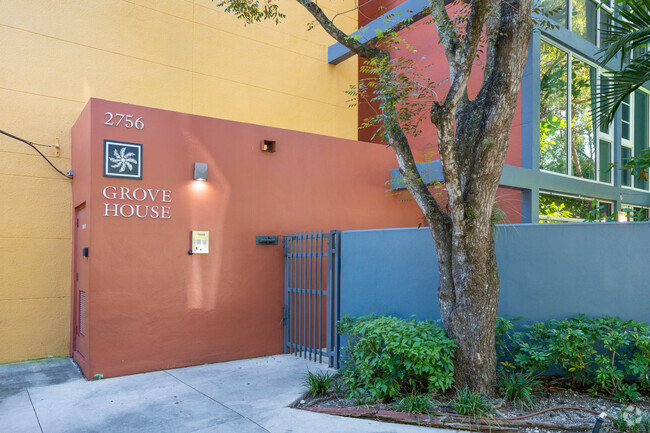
[261, 140, 276, 153]
[194, 163, 208, 181]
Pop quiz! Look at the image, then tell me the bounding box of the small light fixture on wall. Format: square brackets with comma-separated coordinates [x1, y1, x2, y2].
[261, 140, 276, 153]
[194, 163, 208, 181]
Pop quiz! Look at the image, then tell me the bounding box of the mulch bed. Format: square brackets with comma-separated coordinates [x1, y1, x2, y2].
[293, 377, 650, 432]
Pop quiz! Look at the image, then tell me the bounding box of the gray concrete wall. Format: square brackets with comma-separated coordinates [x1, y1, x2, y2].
[340, 223, 650, 324]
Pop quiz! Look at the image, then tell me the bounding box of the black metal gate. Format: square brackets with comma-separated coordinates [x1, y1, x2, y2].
[283, 230, 340, 367]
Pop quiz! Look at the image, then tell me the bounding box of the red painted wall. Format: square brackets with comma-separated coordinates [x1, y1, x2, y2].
[70, 98, 425, 378]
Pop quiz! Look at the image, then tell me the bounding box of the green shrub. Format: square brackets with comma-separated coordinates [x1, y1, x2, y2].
[510, 321, 555, 373]
[338, 314, 455, 402]
[302, 370, 334, 397]
[453, 387, 493, 417]
[498, 370, 539, 408]
[495, 316, 516, 362]
[499, 315, 650, 400]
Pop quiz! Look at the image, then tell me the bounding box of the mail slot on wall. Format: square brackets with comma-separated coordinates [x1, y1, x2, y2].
[256, 235, 278, 245]
[190, 231, 209, 254]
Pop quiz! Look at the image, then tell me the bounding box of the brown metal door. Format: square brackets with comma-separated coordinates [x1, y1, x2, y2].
[73, 204, 89, 359]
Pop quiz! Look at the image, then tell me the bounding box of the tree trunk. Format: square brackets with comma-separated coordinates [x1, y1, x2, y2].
[432, 221, 499, 394]
[434, 224, 500, 393]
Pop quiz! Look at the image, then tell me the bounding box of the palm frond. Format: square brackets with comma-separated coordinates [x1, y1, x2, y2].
[596, 0, 650, 128]
[599, 0, 650, 64]
[595, 60, 650, 128]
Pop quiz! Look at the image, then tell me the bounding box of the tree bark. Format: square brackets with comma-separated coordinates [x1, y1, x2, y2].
[434, 224, 500, 392]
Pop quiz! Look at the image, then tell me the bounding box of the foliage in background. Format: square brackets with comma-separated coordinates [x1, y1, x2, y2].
[623, 207, 650, 222]
[538, 195, 576, 222]
[538, 193, 650, 223]
[496, 315, 650, 402]
[338, 314, 455, 402]
[583, 199, 618, 222]
[583, 201, 650, 222]
[537, 193, 619, 223]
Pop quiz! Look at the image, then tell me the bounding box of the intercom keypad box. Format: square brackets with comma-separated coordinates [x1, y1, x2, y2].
[191, 231, 209, 254]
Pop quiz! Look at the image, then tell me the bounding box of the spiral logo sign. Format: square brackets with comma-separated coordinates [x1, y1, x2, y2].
[103, 140, 142, 179]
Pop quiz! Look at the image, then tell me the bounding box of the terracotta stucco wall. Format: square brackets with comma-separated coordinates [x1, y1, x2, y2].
[71, 98, 423, 378]
[0, 0, 359, 364]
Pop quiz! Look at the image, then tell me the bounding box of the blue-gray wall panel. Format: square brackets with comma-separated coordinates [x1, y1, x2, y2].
[340, 224, 650, 324]
[340, 228, 440, 320]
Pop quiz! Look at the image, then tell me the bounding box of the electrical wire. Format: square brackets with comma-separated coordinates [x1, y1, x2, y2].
[0, 129, 72, 179]
[423, 405, 606, 421]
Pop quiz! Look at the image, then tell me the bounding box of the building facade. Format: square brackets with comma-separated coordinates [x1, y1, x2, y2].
[0, 0, 361, 365]
[331, 0, 650, 222]
[2, 0, 646, 369]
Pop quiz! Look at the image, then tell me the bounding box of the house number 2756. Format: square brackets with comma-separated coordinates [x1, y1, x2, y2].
[104, 112, 144, 130]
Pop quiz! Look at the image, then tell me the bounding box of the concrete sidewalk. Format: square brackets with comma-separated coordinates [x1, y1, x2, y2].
[0, 354, 449, 433]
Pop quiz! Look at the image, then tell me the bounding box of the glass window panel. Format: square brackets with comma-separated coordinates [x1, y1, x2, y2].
[540, 43, 568, 174]
[634, 91, 649, 190]
[542, 0, 567, 28]
[621, 146, 632, 186]
[539, 192, 611, 221]
[599, 11, 612, 48]
[622, 96, 631, 141]
[539, 193, 579, 222]
[572, 0, 597, 44]
[599, 139, 611, 183]
[599, 76, 612, 134]
[571, 60, 596, 180]
[600, 202, 612, 216]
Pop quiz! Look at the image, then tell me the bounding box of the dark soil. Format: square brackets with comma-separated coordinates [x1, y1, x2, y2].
[294, 377, 650, 432]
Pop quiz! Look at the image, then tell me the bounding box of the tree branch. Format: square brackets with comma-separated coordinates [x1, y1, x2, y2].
[388, 120, 452, 227]
[296, 0, 388, 59]
[479, 0, 532, 132]
[481, 2, 502, 83]
[429, 0, 461, 67]
[430, 0, 491, 115]
[465, 0, 532, 222]
[446, 0, 491, 109]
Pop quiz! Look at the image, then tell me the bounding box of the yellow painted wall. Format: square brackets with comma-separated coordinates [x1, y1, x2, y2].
[0, 0, 358, 363]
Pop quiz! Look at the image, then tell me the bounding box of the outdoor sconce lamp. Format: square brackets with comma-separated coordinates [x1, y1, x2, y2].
[261, 140, 276, 153]
[194, 163, 208, 181]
